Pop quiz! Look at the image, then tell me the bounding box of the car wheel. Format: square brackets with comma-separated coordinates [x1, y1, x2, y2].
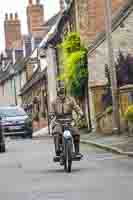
[25, 132, 32, 139]
[28, 133, 32, 139]
[21, 134, 26, 139]
[0, 143, 6, 153]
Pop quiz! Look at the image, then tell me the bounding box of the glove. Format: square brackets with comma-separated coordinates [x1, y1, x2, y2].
[49, 113, 55, 121]
[78, 114, 84, 121]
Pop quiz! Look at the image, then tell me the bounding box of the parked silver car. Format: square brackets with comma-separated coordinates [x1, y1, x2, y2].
[0, 106, 33, 138]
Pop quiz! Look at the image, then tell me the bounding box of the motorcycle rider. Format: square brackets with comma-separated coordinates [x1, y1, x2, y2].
[50, 80, 84, 159]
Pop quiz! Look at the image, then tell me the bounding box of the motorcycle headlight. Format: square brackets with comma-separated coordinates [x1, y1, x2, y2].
[63, 130, 72, 139]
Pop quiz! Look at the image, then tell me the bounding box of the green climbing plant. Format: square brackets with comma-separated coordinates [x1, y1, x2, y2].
[59, 32, 88, 97]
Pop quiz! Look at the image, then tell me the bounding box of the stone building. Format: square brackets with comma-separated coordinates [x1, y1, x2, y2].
[60, 0, 125, 47]
[87, 0, 133, 133]
[19, 10, 61, 123]
[58, 0, 126, 130]
[19, 64, 47, 120]
[45, 0, 126, 130]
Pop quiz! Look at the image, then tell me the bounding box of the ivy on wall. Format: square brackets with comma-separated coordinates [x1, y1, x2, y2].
[59, 32, 88, 97]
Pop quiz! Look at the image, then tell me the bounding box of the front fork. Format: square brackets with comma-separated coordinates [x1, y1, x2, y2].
[63, 137, 73, 154]
[54, 133, 79, 155]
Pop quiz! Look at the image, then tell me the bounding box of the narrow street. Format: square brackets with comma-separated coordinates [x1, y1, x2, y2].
[0, 138, 132, 200]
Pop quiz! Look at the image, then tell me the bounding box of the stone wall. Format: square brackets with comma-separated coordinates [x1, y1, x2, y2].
[89, 84, 133, 134]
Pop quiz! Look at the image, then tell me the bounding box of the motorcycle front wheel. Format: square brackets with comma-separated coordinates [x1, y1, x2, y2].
[64, 139, 72, 173]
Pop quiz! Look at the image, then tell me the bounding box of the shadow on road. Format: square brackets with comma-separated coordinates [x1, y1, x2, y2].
[24, 167, 89, 175]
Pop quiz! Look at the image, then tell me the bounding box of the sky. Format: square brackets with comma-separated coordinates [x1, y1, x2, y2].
[0, 0, 60, 51]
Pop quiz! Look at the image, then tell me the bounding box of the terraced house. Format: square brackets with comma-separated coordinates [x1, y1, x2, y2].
[0, 0, 56, 107]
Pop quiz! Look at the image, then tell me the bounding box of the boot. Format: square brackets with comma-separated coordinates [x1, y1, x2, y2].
[56, 150, 60, 156]
[74, 143, 79, 154]
[60, 153, 64, 165]
[74, 143, 83, 158]
[54, 135, 60, 156]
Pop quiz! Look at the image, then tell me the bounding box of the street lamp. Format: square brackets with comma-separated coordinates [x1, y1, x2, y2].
[104, 0, 120, 134]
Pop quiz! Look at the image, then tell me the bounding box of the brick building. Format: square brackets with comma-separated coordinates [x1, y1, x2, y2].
[4, 12, 22, 60]
[27, 0, 45, 39]
[3, 0, 47, 63]
[4, 12, 22, 49]
[70, 0, 125, 46]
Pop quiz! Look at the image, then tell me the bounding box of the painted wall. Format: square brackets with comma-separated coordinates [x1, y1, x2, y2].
[0, 71, 27, 106]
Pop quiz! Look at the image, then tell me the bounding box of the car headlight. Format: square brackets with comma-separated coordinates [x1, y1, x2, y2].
[1, 120, 12, 126]
[19, 120, 25, 124]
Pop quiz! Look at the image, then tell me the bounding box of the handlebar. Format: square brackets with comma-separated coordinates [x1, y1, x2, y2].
[49, 113, 84, 127]
[56, 118, 72, 125]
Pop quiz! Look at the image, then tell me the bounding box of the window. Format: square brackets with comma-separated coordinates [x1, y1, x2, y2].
[129, 92, 133, 103]
[0, 107, 26, 117]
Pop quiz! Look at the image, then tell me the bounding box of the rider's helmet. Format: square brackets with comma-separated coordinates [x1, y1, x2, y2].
[56, 80, 65, 98]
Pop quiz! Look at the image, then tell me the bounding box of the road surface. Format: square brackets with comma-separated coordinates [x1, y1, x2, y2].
[0, 138, 132, 200]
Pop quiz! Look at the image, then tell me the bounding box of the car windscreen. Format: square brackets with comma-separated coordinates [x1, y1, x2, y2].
[0, 108, 26, 117]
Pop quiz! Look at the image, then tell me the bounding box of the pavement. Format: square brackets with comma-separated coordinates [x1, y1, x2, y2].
[33, 127, 133, 157]
[1, 137, 133, 200]
[33, 127, 50, 138]
[80, 130, 133, 157]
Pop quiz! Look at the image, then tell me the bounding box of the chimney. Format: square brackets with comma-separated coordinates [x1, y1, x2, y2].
[15, 12, 18, 20]
[10, 13, 13, 20]
[27, 0, 45, 35]
[5, 13, 8, 20]
[4, 12, 22, 50]
[29, 0, 32, 5]
[60, 0, 65, 12]
[36, 0, 40, 4]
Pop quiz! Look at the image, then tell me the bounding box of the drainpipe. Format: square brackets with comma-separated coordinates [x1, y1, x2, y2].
[86, 82, 92, 132]
[13, 77, 17, 105]
[45, 79, 51, 135]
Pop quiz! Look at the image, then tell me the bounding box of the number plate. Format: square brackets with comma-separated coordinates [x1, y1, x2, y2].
[9, 126, 21, 130]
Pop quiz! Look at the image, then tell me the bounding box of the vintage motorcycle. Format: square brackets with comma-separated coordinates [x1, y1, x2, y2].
[52, 118, 83, 173]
